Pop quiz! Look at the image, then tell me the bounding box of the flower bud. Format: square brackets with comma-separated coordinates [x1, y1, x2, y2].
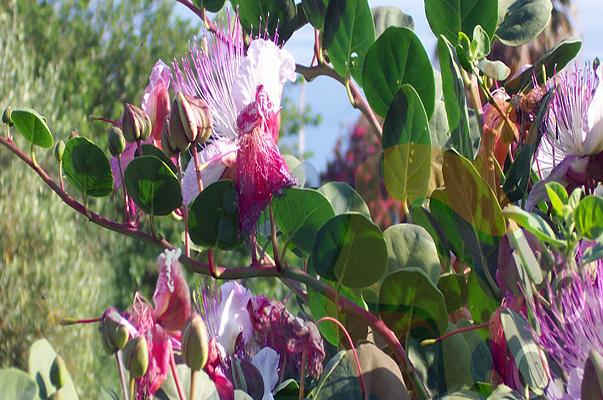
[122, 336, 149, 378]
[108, 127, 126, 157]
[160, 119, 179, 157]
[169, 93, 213, 151]
[122, 103, 152, 143]
[182, 314, 209, 371]
[54, 140, 65, 162]
[168, 98, 191, 153]
[99, 308, 130, 354]
[2, 106, 13, 126]
[50, 355, 68, 389]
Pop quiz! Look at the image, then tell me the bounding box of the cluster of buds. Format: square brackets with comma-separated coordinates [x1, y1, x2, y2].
[122, 103, 152, 143]
[161, 92, 213, 156]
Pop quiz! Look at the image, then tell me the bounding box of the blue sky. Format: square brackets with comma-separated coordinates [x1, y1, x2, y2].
[175, 0, 603, 173]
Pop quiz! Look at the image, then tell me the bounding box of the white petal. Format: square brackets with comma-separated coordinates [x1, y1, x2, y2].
[584, 119, 603, 156]
[232, 39, 296, 114]
[181, 140, 237, 205]
[216, 282, 253, 354]
[252, 347, 280, 400]
[588, 81, 603, 130]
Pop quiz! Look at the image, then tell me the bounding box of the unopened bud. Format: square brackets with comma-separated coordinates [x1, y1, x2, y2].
[99, 308, 130, 354]
[122, 103, 151, 143]
[2, 106, 13, 126]
[108, 127, 126, 157]
[169, 93, 212, 151]
[168, 98, 191, 153]
[122, 336, 149, 378]
[182, 314, 209, 371]
[160, 119, 179, 157]
[54, 140, 65, 162]
[50, 355, 68, 389]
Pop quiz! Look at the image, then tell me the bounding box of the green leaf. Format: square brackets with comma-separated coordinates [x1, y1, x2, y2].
[312, 213, 387, 289]
[28, 339, 78, 400]
[317, 181, 370, 218]
[312, 351, 362, 400]
[407, 323, 475, 397]
[63, 137, 114, 197]
[487, 384, 523, 399]
[424, 0, 498, 45]
[273, 187, 335, 253]
[363, 27, 435, 118]
[232, 0, 298, 43]
[124, 155, 182, 216]
[582, 241, 603, 264]
[500, 308, 548, 390]
[544, 181, 568, 218]
[0, 368, 39, 400]
[307, 283, 366, 346]
[507, 226, 543, 285]
[437, 36, 474, 159]
[471, 26, 491, 59]
[137, 144, 178, 174]
[502, 205, 565, 247]
[302, 0, 329, 30]
[382, 85, 432, 203]
[274, 379, 299, 400]
[575, 195, 603, 240]
[201, 0, 225, 13]
[496, 0, 552, 47]
[322, 0, 375, 83]
[11, 108, 53, 148]
[156, 363, 219, 400]
[379, 269, 448, 338]
[372, 6, 414, 36]
[477, 59, 510, 81]
[504, 39, 581, 94]
[437, 273, 467, 312]
[383, 224, 441, 284]
[188, 180, 240, 250]
[467, 271, 499, 325]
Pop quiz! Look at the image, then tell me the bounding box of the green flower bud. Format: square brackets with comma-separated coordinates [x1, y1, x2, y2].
[181, 93, 212, 144]
[168, 97, 191, 153]
[2, 106, 13, 126]
[108, 127, 126, 157]
[122, 103, 152, 143]
[50, 355, 68, 390]
[168, 93, 213, 152]
[99, 311, 130, 355]
[122, 336, 149, 378]
[54, 140, 65, 162]
[160, 120, 179, 157]
[182, 314, 209, 371]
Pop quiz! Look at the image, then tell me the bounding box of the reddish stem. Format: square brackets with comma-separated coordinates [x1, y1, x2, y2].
[317, 317, 367, 400]
[170, 346, 186, 400]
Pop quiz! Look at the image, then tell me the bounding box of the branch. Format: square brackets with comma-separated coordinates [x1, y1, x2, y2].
[0, 135, 425, 395]
[295, 63, 383, 138]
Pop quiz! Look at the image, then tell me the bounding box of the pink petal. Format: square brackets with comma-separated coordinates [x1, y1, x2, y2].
[142, 60, 172, 142]
[153, 249, 192, 332]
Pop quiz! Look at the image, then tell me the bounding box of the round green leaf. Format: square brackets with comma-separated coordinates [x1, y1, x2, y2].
[137, 144, 177, 174]
[231, 0, 298, 43]
[188, 180, 240, 250]
[0, 368, 38, 400]
[379, 269, 448, 337]
[383, 224, 441, 283]
[424, 0, 498, 46]
[322, 0, 375, 84]
[63, 137, 113, 197]
[312, 213, 387, 289]
[317, 181, 370, 218]
[28, 338, 78, 400]
[199, 0, 225, 13]
[575, 195, 603, 241]
[363, 27, 435, 118]
[313, 351, 362, 400]
[437, 273, 467, 312]
[302, 0, 329, 30]
[273, 187, 335, 254]
[11, 108, 53, 148]
[382, 85, 432, 203]
[372, 6, 414, 36]
[124, 155, 182, 216]
[497, 0, 553, 47]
